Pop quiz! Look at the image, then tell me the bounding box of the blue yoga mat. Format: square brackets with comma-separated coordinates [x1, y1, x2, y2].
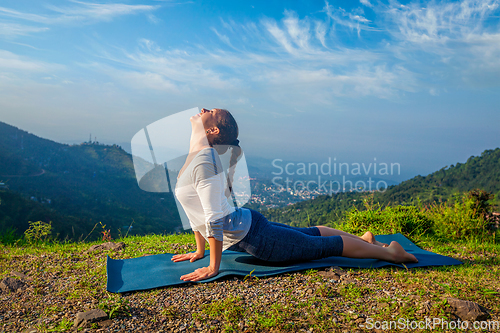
[107, 233, 462, 293]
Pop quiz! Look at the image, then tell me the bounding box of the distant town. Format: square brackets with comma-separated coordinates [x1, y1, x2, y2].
[246, 177, 382, 210]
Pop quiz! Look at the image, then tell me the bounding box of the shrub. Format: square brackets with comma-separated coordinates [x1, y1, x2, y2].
[341, 201, 432, 237]
[427, 190, 494, 241]
[24, 221, 52, 244]
[465, 189, 493, 219]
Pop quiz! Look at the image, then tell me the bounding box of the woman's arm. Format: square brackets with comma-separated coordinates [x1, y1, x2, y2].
[179, 235, 221, 281]
[171, 230, 206, 263]
[208, 236, 222, 271]
[194, 231, 206, 255]
[172, 230, 211, 265]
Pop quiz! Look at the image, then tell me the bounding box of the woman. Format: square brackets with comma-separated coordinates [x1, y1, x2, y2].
[172, 108, 417, 282]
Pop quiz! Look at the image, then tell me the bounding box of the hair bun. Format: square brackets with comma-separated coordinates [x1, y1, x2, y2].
[231, 139, 240, 147]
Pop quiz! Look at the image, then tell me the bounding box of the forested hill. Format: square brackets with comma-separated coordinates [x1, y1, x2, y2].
[375, 148, 500, 205]
[0, 121, 180, 240]
[264, 148, 500, 227]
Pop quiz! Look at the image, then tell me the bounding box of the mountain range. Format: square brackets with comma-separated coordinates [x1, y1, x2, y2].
[0, 121, 180, 240]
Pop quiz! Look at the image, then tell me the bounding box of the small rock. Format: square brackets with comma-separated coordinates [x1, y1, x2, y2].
[99, 319, 113, 327]
[88, 242, 126, 252]
[329, 266, 347, 276]
[318, 271, 340, 280]
[0, 277, 26, 292]
[11, 271, 31, 281]
[378, 302, 390, 309]
[74, 309, 108, 327]
[340, 277, 356, 284]
[447, 297, 490, 321]
[422, 300, 432, 313]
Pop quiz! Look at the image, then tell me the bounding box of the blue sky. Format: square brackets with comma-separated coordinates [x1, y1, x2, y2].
[1, 0, 499, 181]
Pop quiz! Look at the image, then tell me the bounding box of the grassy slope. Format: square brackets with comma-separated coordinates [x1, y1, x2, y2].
[1, 232, 499, 332]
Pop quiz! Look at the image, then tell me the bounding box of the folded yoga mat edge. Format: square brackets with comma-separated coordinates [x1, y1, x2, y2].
[107, 233, 462, 293]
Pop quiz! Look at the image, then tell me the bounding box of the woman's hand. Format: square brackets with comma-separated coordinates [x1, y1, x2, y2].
[171, 251, 205, 263]
[180, 266, 219, 282]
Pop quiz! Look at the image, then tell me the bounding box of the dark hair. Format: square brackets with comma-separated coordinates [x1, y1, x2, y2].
[211, 109, 239, 147]
[211, 109, 242, 204]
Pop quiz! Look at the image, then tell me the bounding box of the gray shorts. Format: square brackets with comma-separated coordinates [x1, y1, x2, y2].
[227, 209, 343, 262]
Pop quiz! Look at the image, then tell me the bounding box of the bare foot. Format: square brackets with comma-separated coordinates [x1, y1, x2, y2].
[386, 241, 418, 263]
[361, 231, 388, 247]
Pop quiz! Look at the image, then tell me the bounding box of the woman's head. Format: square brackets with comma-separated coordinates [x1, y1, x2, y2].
[200, 108, 239, 147]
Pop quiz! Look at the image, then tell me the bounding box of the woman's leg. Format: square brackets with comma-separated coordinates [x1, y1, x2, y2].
[316, 226, 388, 247]
[240, 210, 417, 263]
[269, 220, 387, 247]
[252, 221, 344, 262]
[341, 236, 418, 263]
[267, 221, 321, 236]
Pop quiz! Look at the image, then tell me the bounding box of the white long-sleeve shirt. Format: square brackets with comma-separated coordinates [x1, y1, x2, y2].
[174, 147, 251, 251]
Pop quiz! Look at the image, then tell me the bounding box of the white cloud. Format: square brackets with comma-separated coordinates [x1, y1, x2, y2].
[79, 46, 240, 94]
[262, 19, 296, 54]
[48, 1, 158, 22]
[314, 20, 327, 47]
[0, 1, 158, 26]
[382, 0, 500, 86]
[147, 14, 161, 24]
[211, 27, 233, 47]
[219, 18, 235, 33]
[360, 0, 373, 8]
[283, 11, 311, 50]
[259, 64, 416, 100]
[0, 22, 49, 37]
[0, 50, 62, 72]
[385, 0, 500, 45]
[0, 7, 50, 23]
[323, 1, 374, 36]
[116, 70, 179, 92]
[139, 39, 161, 52]
[81, 5, 420, 105]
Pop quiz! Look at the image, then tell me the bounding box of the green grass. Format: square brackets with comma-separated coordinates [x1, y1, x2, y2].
[98, 293, 131, 319]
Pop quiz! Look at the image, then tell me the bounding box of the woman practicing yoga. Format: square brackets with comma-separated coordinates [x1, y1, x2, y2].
[172, 108, 418, 282]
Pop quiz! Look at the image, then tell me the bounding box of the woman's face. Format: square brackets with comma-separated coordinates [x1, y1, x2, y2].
[199, 108, 224, 130]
